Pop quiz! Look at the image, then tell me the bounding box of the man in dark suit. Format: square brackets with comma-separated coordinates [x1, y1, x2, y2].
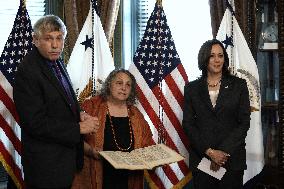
[182, 39, 251, 189]
[13, 15, 99, 189]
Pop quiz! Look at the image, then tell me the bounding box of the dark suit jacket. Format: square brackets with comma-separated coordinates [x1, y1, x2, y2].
[182, 75, 250, 171]
[13, 48, 83, 188]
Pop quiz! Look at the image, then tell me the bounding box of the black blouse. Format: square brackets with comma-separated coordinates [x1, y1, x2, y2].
[102, 115, 134, 189]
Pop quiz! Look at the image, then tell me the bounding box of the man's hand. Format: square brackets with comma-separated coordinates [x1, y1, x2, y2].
[79, 112, 99, 134]
[80, 111, 92, 121]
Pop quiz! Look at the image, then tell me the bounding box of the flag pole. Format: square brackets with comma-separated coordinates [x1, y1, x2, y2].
[229, 0, 235, 75]
[154, 0, 166, 144]
[21, 0, 26, 9]
[91, 0, 95, 96]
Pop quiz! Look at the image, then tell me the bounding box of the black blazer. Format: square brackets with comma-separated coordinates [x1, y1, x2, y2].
[13, 48, 83, 188]
[182, 75, 250, 171]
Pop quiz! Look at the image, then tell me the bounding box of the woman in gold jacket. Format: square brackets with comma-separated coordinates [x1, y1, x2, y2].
[72, 69, 154, 189]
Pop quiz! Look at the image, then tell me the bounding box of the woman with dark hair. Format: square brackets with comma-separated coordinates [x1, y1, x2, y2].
[182, 39, 250, 189]
[72, 69, 154, 189]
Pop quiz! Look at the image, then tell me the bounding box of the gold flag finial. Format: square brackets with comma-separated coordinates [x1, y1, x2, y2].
[157, 0, 162, 5]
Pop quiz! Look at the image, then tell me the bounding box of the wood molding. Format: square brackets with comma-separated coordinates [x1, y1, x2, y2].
[277, 0, 284, 170]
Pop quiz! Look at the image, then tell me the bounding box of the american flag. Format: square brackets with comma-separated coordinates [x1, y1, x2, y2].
[0, 0, 33, 188]
[129, 2, 191, 188]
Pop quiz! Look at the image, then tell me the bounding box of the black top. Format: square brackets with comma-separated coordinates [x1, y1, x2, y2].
[182, 75, 250, 171]
[102, 115, 134, 189]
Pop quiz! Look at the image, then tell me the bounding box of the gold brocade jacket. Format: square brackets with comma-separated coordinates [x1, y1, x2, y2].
[71, 96, 153, 189]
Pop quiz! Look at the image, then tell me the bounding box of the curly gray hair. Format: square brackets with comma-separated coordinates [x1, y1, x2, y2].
[99, 69, 138, 105]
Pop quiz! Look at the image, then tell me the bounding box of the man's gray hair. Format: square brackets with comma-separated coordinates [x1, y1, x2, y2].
[33, 15, 67, 38]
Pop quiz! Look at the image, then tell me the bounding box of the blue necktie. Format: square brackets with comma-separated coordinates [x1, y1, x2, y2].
[52, 61, 76, 114]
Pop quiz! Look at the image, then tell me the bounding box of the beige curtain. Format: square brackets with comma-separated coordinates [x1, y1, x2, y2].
[63, 0, 120, 60]
[209, 0, 226, 38]
[63, 0, 89, 62]
[97, 0, 121, 44]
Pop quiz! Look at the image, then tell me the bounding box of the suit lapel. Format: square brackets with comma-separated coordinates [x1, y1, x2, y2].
[214, 76, 233, 112]
[38, 57, 78, 116]
[198, 79, 214, 111]
[57, 60, 81, 114]
[57, 60, 77, 99]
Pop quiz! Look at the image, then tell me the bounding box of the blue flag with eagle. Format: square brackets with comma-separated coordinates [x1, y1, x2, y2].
[216, 1, 264, 184]
[67, 0, 114, 102]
